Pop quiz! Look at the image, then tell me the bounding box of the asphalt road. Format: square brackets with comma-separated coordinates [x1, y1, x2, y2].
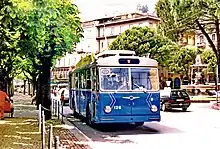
[63, 103, 220, 149]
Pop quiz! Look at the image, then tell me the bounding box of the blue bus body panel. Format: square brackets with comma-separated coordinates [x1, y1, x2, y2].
[70, 89, 160, 123]
[94, 92, 160, 123]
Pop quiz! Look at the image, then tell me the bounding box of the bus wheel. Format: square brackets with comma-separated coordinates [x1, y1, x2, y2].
[86, 104, 92, 126]
[135, 122, 144, 127]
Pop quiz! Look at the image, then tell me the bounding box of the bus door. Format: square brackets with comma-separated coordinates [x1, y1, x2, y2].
[130, 68, 160, 115]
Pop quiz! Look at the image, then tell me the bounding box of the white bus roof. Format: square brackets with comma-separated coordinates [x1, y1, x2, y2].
[96, 55, 158, 67]
[95, 50, 136, 59]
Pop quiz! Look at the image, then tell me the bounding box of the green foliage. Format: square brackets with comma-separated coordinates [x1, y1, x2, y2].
[0, 0, 26, 79]
[75, 54, 95, 68]
[109, 26, 178, 67]
[201, 49, 217, 72]
[169, 47, 199, 76]
[155, 0, 220, 65]
[18, 0, 83, 63]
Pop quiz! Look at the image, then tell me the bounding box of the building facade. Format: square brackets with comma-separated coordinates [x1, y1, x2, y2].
[75, 12, 160, 53]
[51, 12, 160, 84]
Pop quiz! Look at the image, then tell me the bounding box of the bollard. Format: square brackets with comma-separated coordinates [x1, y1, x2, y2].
[39, 104, 42, 132]
[48, 124, 53, 149]
[54, 136, 60, 149]
[42, 110, 45, 149]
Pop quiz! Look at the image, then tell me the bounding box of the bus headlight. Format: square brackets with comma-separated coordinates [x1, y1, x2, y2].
[151, 105, 158, 112]
[104, 106, 112, 113]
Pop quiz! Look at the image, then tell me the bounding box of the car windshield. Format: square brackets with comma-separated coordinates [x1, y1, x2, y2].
[171, 90, 188, 98]
[100, 67, 159, 91]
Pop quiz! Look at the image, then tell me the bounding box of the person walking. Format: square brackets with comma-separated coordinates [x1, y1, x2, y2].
[0, 86, 10, 120]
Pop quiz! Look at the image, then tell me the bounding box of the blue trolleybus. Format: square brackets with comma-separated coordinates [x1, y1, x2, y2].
[69, 50, 160, 126]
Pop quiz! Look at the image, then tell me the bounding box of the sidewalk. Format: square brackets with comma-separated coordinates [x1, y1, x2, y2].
[10, 93, 91, 149]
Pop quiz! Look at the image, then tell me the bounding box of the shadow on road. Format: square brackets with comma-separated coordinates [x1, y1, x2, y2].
[67, 115, 183, 144]
[164, 109, 192, 113]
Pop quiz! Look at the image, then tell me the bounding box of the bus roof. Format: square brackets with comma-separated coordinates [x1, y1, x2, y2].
[96, 55, 158, 67]
[95, 50, 136, 59]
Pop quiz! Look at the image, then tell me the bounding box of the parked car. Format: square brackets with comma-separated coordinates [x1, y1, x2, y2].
[160, 89, 191, 111]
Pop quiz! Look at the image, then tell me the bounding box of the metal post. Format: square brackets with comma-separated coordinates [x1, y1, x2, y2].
[61, 102, 64, 124]
[55, 136, 60, 149]
[55, 100, 57, 116]
[48, 124, 53, 149]
[57, 101, 60, 119]
[51, 98, 54, 116]
[42, 110, 45, 149]
[39, 104, 42, 132]
[216, 64, 219, 105]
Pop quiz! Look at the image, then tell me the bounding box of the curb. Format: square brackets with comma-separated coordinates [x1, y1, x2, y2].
[190, 100, 214, 103]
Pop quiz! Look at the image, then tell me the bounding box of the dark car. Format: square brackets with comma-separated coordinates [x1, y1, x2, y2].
[160, 89, 191, 111]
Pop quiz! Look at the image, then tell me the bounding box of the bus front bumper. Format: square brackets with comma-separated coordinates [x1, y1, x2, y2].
[93, 114, 161, 124]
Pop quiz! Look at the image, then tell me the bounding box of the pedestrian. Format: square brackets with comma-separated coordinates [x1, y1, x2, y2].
[0, 86, 10, 120]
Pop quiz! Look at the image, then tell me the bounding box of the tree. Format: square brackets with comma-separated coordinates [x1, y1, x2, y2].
[16, 0, 83, 120]
[0, 0, 27, 93]
[201, 49, 217, 72]
[109, 26, 178, 67]
[136, 4, 149, 13]
[155, 0, 220, 82]
[169, 47, 199, 78]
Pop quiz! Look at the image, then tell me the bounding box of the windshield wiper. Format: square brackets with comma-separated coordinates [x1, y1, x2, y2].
[133, 83, 147, 93]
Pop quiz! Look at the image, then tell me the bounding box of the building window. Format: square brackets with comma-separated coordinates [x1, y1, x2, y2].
[119, 26, 122, 34]
[101, 42, 103, 48]
[200, 35, 204, 42]
[139, 23, 144, 27]
[102, 28, 105, 36]
[212, 34, 215, 41]
[110, 27, 115, 35]
[149, 22, 153, 27]
[88, 44, 90, 48]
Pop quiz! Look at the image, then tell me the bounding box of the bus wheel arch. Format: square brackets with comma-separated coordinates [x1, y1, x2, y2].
[135, 122, 144, 127]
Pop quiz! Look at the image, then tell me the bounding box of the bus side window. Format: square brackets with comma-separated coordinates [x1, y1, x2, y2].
[92, 67, 97, 91]
[74, 73, 79, 89]
[79, 72, 82, 89]
[86, 68, 92, 89]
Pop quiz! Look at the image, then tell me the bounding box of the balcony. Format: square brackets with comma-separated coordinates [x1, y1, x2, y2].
[196, 42, 206, 48]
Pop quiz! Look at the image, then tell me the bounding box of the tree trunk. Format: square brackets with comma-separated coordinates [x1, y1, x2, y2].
[216, 58, 220, 91]
[23, 80, 26, 95]
[36, 58, 52, 120]
[28, 79, 31, 95]
[32, 79, 37, 97]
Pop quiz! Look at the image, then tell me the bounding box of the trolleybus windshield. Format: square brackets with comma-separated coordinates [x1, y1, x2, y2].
[100, 67, 159, 91]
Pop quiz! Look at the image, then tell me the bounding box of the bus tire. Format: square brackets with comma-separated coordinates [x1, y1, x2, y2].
[86, 103, 92, 126]
[135, 122, 144, 127]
